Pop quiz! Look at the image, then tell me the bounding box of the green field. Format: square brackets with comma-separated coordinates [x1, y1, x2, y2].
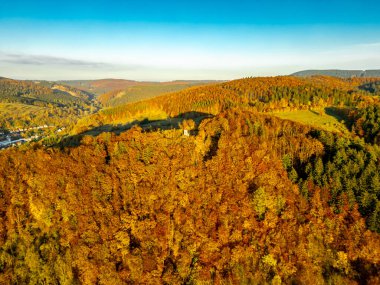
[272, 108, 350, 134]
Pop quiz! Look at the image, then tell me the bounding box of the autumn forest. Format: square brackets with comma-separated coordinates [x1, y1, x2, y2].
[0, 74, 379, 285]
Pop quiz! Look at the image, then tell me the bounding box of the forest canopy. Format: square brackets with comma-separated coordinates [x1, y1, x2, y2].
[0, 76, 380, 284]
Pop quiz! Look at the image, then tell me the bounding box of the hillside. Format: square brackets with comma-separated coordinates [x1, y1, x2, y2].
[0, 78, 97, 131]
[44, 82, 95, 101]
[98, 80, 220, 107]
[74, 75, 379, 134]
[0, 78, 93, 107]
[1, 75, 380, 283]
[70, 75, 380, 235]
[292, 69, 380, 78]
[1, 110, 380, 284]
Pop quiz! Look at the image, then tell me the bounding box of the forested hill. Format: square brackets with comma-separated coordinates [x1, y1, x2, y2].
[0, 78, 97, 130]
[292, 69, 380, 78]
[1, 109, 380, 284]
[98, 80, 221, 107]
[1, 75, 380, 283]
[61, 79, 220, 98]
[58, 79, 145, 96]
[0, 77, 93, 107]
[76, 75, 380, 131]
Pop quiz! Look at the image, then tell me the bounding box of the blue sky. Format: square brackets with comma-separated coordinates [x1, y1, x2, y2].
[1, 0, 380, 80]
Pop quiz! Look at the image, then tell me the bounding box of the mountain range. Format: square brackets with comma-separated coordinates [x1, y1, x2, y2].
[292, 69, 380, 78]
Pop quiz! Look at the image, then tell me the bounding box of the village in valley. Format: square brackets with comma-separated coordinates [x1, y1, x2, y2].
[0, 125, 64, 149]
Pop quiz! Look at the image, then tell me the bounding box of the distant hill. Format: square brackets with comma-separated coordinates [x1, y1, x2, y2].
[58, 79, 151, 96]
[98, 80, 222, 107]
[292, 69, 380, 78]
[0, 78, 93, 107]
[36, 81, 95, 101]
[60, 79, 221, 99]
[0, 77, 97, 129]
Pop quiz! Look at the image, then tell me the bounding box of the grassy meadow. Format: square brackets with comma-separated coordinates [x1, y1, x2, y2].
[272, 108, 350, 134]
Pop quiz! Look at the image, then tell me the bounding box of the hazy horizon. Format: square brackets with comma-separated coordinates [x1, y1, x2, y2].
[1, 0, 380, 81]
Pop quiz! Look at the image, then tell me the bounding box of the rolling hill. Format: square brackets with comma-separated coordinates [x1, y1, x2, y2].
[73, 75, 379, 133]
[60, 78, 220, 101]
[0, 77, 94, 106]
[98, 80, 221, 107]
[0, 77, 97, 130]
[58, 79, 146, 96]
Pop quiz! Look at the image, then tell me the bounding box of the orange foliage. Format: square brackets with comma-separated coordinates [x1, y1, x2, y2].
[0, 110, 378, 283]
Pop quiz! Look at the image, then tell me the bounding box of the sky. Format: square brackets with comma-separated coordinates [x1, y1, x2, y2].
[1, 0, 380, 81]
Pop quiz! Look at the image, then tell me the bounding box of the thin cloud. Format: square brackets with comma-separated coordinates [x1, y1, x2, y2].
[0, 52, 112, 68]
[0, 51, 158, 80]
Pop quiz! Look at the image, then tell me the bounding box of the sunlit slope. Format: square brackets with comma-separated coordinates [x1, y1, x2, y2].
[0, 102, 90, 130]
[272, 108, 349, 134]
[0, 78, 96, 129]
[0, 77, 92, 106]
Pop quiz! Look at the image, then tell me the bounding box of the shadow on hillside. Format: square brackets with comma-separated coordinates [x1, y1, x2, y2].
[55, 111, 214, 148]
[309, 109, 320, 116]
[324, 107, 352, 126]
[358, 81, 380, 94]
[325, 107, 349, 121]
